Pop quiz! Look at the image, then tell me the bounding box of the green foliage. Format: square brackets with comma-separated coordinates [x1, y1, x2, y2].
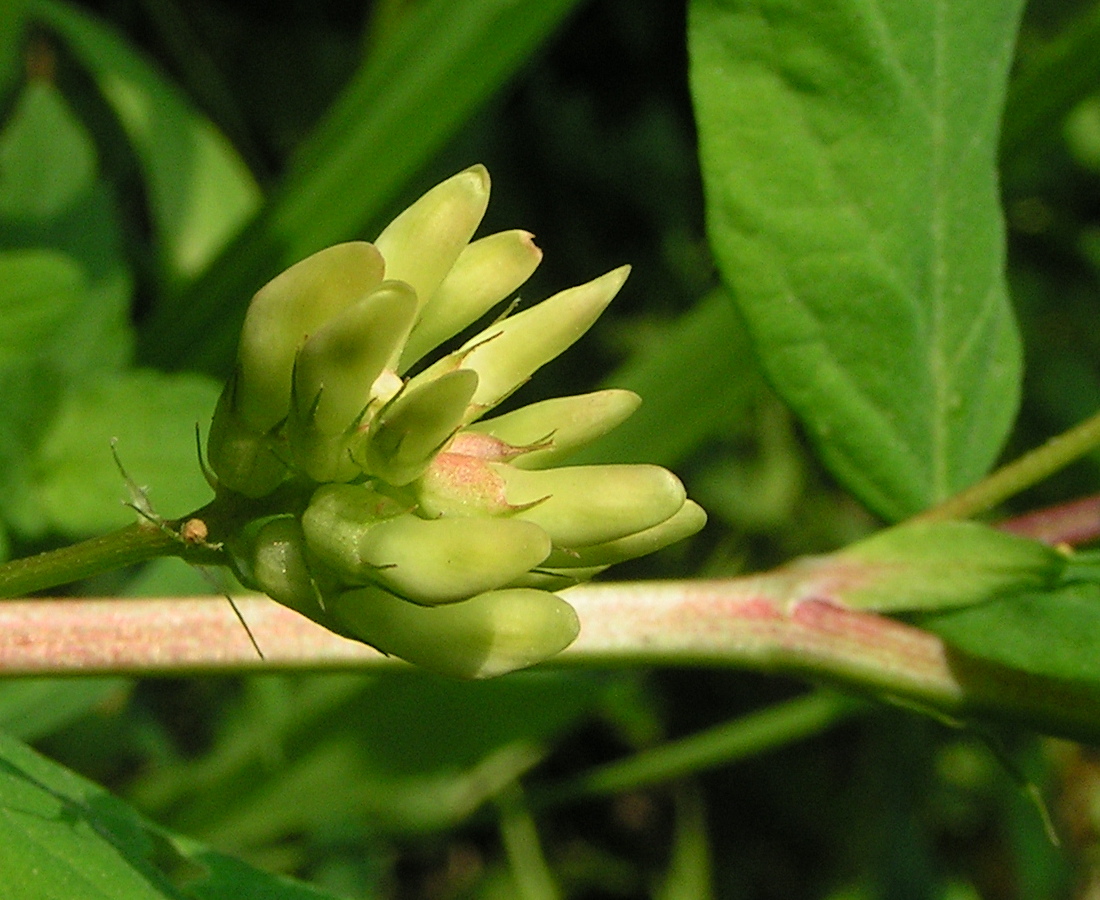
[922, 583, 1100, 684]
[30, 0, 261, 283]
[691, 0, 1025, 521]
[0, 728, 348, 899]
[138, 0, 587, 376]
[2, 0, 1100, 896]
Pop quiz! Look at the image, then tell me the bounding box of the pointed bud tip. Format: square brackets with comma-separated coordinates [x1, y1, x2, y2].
[583, 265, 631, 315]
[458, 163, 491, 197]
[607, 264, 631, 289]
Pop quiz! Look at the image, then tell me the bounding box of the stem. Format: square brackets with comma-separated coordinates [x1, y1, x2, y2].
[915, 407, 1100, 522]
[497, 785, 562, 900]
[0, 522, 188, 598]
[997, 492, 1100, 546]
[538, 690, 861, 807]
[0, 485, 298, 599]
[2, 580, 1099, 743]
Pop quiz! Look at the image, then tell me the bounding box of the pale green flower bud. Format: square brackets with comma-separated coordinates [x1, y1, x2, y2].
[415, 456, 687, 548]
[207, 373, 290, 497]
[467, 389, 642, 469]
[374, 165, 490, 332]
[399, 229, 543, 370]
[346, 515, 552, 604]
[245, 516, 331, 623]
[301, 482, 408, 577]
[543, 500, 708, 568]
[413, 450, 512, 519]
[235, 242, 385, 433]
[288, 281, 417, 482]
[503, 463, 687, 548]
[356, 369, 479, 485]
[291, 281, 417, 435]
[410, 266, 630, 422]
[329, 583, 580, 678]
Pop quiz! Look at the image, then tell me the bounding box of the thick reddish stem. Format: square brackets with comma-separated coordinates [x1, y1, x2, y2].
[2, 580, 1098, 742]
[998, 493, 1100, 546]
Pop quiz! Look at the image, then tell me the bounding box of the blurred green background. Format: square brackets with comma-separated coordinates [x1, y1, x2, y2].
[2, 0, 1100, 897]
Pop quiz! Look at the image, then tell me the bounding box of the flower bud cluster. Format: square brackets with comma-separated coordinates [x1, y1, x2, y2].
[208, 166, 705, 678]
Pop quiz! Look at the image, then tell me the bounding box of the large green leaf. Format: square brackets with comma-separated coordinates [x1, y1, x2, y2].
[138, 0, 584, 375]
[689, 0, 1025, 521]
[0, 80, 135, 537]
[29, 0, 262, 283]
[0, 729, 348, 900]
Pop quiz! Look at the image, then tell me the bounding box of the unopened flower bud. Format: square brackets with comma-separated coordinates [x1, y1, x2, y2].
[348, 515, 552, 604]
[330, 584, 580, 678]
[235, 242, 385, 433]
[400, 229, 543, 369]
[413, 451, 512, 519]
[502, 463, 686, 548]
[207, 374, 289, 497]
[375, 165, 491, 330]
[468, 389, 641, 469]
[229, 516, 333, 624]
[356, 369, 479, 485]
[301, 482, 407, 577]
[543, 499, 708, 568]
[292, 282, 416, 435]
[287, 281, 417, 482]
[411, 266, 630, 422]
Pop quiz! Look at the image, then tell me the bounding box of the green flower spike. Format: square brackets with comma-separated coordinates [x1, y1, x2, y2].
[208, 165, 706, 678]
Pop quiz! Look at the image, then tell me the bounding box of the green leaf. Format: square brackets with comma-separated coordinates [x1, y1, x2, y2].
[32, 369, 221, 536]
[29, 0, 262, 282]
[132, 672, 606, 845]
[689, 0, 1025, 520]
[0, 249, 130, 537]
[0, 678, 130, 742]
[921, 583, 1100, 685]
[0, 0, 29, 102]
[0, 79, 133, 378]
[0, 249, 84, 366]
[139, 0, 585, 375]
[0, 78, 95, 221]
[819, 520, 1063, 613]
[0, 729, 349, 900]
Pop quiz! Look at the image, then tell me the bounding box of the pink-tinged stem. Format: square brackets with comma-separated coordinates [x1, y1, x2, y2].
[998, 493, 1100, 546]
[1, 579, 1097, 742]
